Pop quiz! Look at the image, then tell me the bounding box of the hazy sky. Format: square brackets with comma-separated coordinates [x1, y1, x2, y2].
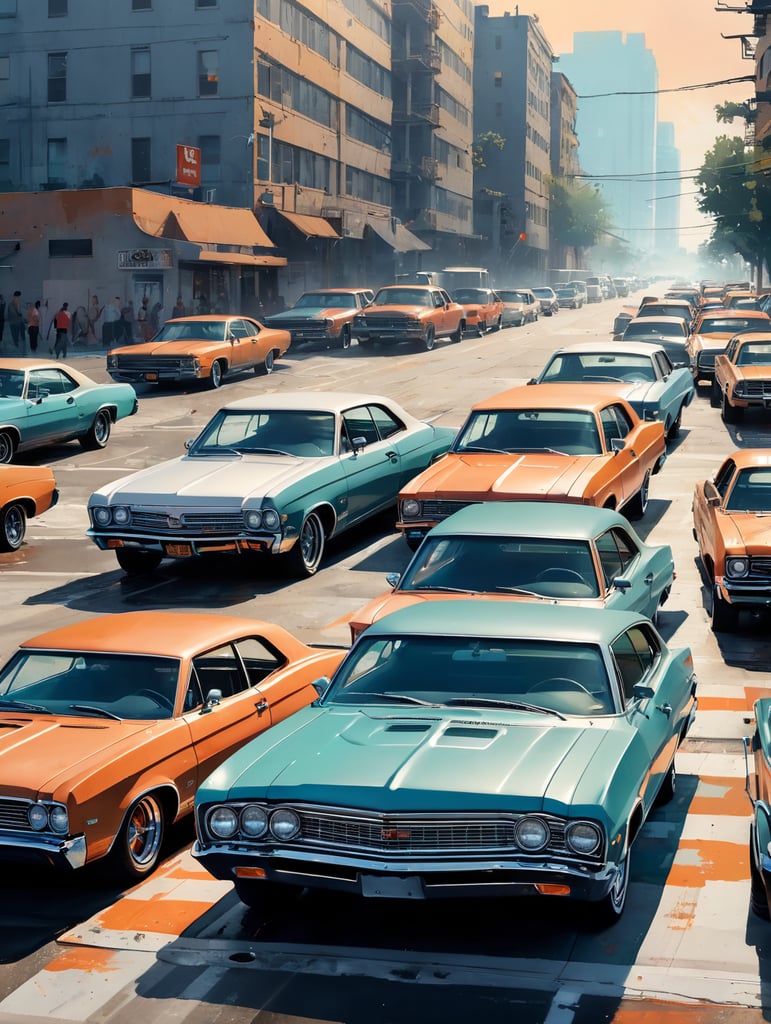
[482, 0, 756, 250]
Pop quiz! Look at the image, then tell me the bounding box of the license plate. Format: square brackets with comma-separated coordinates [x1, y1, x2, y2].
[360, 874, 423, 899]
[165, 542, 192, 557]
[145, 372, 158, 381]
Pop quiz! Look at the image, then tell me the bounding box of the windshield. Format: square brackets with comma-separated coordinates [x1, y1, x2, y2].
[497, 291, 529, 302]
[400, 535, 600, 598]
[453, 289, 487, 303]
[192, 409, 337, 457]
[0, 652, 180, 720]
[454, 408, 601, 455]
[532, 288, 553, 298]
[541, 352, 656, 383]
[294, 293, 357, 309]
[736, 342, 771, 365]
[699, 318, 768, 334]
[0, 369, 26, 398]
[624, 321, 686, 339]
[372, 288, 431, 306]
[725, 468, 771, 512]
[325, 635, 613, 716]
[155, 321, 228, 342]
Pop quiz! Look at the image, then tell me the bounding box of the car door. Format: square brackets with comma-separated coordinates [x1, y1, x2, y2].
[227, 318, 257, 371]
[598, 404, 640, 506]
[596, 527, 658, 616]
[693, 457, 735, 566]
[341, 403, 404, 521]
[23, 368, 83, 445]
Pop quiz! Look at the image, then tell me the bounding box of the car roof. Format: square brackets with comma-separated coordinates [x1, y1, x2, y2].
[473, 382, 631, 413]
[626, 316, 686, 326]
[428, 500, 631, 540]
[365, 599, 648, 645]
[732, 331, 771, 344]
[723, 448, 771, 469]
[220, 391, 405, 414]
[549, 340, 664, 358]
[696, 309, 769, 320]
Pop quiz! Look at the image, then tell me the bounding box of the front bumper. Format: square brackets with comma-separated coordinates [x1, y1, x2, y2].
[87, 527, 291, 559]
[108, 367, 201, 384]
[0, 831, 87, 870]
[716, 575, 771, 608]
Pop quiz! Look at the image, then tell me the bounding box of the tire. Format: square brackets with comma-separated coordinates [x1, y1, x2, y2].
[80, 409, 111, 450]
[284, 511, 325, 577]
[357, 337, 374, 349]
[209, 360, 224, 389]
[750, 824, 771, 919]
[710, 379, 720, 408]
[262, 349, 275, 375]
[339, 326, 351, 350]
[588, 850, 630, 928]
[234, 878, 293, 913]
[0, 430, 15, 464]
[423, 325, 435, 351]
[625, 470, 650, 520]
[710, 586, 737, 632]
[655, 758, 676, 806]
[477, 320, 486, 337]
[492, 316, 501, 332]
[450, 321, 464, 344]
[721, 392, 742, 424]
[0, 502, 26, 552]
[108, 793, 165, 881]
[667, 404, 683, 440]
[116, 548, 163, 575]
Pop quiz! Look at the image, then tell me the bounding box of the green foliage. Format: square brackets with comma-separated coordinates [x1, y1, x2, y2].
[548, 176, 613, 249]
[715, 101, 755, 124]
[472, 131, 505, 169]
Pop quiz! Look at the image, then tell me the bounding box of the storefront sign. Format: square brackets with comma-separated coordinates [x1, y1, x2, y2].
[177, 145, 201, 187]
[117, 248, 173, 270]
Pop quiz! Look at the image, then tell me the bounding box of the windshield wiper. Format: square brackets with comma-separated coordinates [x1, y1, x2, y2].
[416, 585, 481, 594]
[445, 697, 565, 719]
[456, 445, 513, 454]
[0, 698, 53, 714]
[237, 447, 296, 456]
[68, 704, 123, 721]
[355, 692, 439, 707]
[190, 446, 243, 458]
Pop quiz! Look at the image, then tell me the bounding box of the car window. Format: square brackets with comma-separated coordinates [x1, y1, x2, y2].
[455, 408, 601, 456]
[342, 405, 380, 446]
[610, 626, 660, 703]
[654, 351, 673, 377]
[599, 407, 622, 448]
[737, 342, 771, 365]
[595, 529, 639, 588]
[229, 319, 253, 339]
[713, 459, 736, 498]
[28, 368, 78, 397]
[233, 637, 285, 685]
[0, 369, 25, 397]
[191, 643, 248, 703]
[368, 404, 404, 440]
[725, 468, 771, 511]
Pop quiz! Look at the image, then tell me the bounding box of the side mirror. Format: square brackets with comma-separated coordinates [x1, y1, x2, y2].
[527, 377, 537, 385]
[351, 435, 367, 453]
[707, 494, 721, 508]
[184, 438, 196, 450]
[632, 684, 654, 701]
[201, 688, 222, 713]
[610, 437, 625, 453]
[386, 572, 401, 589]
[703, 480, 721, 507]
[312, 676, 331, 701]
[612, 576, 632, 592]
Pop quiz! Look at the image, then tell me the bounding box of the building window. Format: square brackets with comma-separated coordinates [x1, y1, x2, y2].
[48, 0, 67, 15]
[131, 47, 151, 98]
[48, 52, 67, 102]
[0, 139, 10, 182]
[0, 55, 9, 80]
[131, 0, 151, 9]
[132, 137, 151, 183]
[494, 102, 502, 116]
[47, 138, 67, 183]
[195, 0, 217, 6]
[198, 135, 221, 181]
[49, 238, 93, 258]
[197, 50, 218, 97]
[495, 34, 501, 49]
[494, 72, 502, 88]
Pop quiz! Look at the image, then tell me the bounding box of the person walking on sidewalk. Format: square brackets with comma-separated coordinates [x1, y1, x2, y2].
[52, 302, 71, 359]
[27, 300, 41, 352]
[7, 291, 24, 348]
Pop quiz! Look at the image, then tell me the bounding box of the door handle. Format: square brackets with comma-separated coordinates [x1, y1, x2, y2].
[656, 702, 672, 719]
[255, 699, 268, 716]
[67, 397, 75, 404]
[385, 450, 398, 463]
[644, 573, 654, 584]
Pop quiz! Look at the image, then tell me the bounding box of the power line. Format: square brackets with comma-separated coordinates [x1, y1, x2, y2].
[578, 75, 754, 99]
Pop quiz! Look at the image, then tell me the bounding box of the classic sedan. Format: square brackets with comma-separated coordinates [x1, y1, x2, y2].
[193, 601, 697, 926]
[106, 315, 290, 389]
[620, 317, 691, 368]
[396, 384, 666, 549]
[555, 287, 583, 310]
[712, 333, 771, 423]
[264, 288, 373, 350]
[747, 697, 771, 919]
[532, 287, 560, 316]
[352, 286, 465, 350]
[450, 288, 503, 335]
[348, 501, 675, 640]
[87, 392, 456, 577]
[497, 288, 540, 326]
[692, 448, 771, 631]
[0, 611, 345, 879]
[687, 309, 771, 385]
[0, 464, 58, 551]
[533, 341, 695, 440]
[0, 359, 137, 463]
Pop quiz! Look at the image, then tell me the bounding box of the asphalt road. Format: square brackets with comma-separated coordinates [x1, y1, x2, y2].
[1, 296, 770, 1023]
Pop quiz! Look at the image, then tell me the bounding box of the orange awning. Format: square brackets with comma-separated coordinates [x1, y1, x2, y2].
[276, 210, 340, 239]
[197, 251, 286, 267]
[132, 190, 275, 248]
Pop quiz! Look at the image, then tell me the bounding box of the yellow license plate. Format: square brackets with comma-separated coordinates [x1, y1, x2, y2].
[165, 542, 192, 557]
[145, 372, 158, 381]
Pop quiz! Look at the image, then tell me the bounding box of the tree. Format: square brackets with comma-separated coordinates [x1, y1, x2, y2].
[547, 176, 613, 250]
[472, 131, 505, 169]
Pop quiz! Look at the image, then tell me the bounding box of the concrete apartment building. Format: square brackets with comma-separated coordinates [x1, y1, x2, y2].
[549, 69, 580, 271]
[472, 7, 554, 281]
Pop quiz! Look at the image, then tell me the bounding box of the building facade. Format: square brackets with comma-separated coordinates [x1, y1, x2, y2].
[654, 122, 681, 264]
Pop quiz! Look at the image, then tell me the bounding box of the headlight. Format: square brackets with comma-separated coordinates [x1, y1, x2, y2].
[354, 315, 365, 325]
[49, 805, 69, 835]
[207, 806, 239, 839]
[244, 510, 263, 530]
[112, 506, 131, 526]
[270, 808, 301, 840]
[262, 508, 280, 530]
[325, 318, 334, 330]
[401, 499, 422, 518]
[28, 804, 49, 831]
[106, 355, 118, 369]
[726, 556, 749, 577]
[643, 409, 660, 421]
[734, 383, 745, 397]
[92, 506, 112, 527]
[515, 816, 549, 852]
[240, 805, 268, 838]
[565, 821, 602, 856]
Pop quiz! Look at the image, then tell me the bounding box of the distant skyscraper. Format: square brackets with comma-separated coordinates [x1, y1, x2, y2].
[559, 31, 659, 254]
[655, 122, 681, 261]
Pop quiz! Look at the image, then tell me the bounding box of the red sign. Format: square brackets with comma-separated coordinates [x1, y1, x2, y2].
[176, 145, 201, 187]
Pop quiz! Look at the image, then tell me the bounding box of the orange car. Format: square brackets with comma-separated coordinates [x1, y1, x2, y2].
[396, 383, 666, 549]
[106, 314, 291, 389]
[352, 284, 465, 350]
[0, 612, 345, 879]
[450, 287, 504, 335]
[264, 287, 374, 350]
[0, 464, 58, 552]
[692, 449, 771, 631]
[687, 308, 770, 386]
[713, 332, 771, 423]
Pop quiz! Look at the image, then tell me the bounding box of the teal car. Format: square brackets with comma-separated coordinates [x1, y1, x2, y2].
[532, 341, 695, 441]
[193, 601, 697, 926]
[747, 698, 771, 919]
[0, 359, 138, 463]
[86, 392, 456, 577]
[347, 501, 675, 640]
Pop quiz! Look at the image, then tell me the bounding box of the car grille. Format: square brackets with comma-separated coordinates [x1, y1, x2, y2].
[113, 356, 192, 371]
[419, 499, 478, 520]
[697, 352, 718, 370]
[0, 799, 33, 832]
[128, 509, 244, 534]
[739, 381, 771, 398]
[269, 318, 328, 334]
[359, 314, 415, 328]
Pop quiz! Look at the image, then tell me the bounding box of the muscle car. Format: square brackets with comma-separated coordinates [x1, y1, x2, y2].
[106, 315, 290, 388]
[712, 333, 771, 423]
[497, 288, 540, 326]
[0, 359, 137, 463]
[87, 392, 456, 577]
[352, 285, 465, 350]
[264, 289, 373, 350]
[687, 309, 771, 385]
[0, 611, 345, 879]
[621, 317, 691, 368]
[532, 287, 560, 316]
[0, 464, 59, 551]
[396, 384, 666, 550]
[193, 601, 697, 927]
[747, 697, 771, 919]
[450, 288, 504, 335]
[348, 501, 675, 640]
[692, 448, 771, 631]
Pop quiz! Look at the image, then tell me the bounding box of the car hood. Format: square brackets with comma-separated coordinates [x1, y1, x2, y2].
[92, 453, 331, 504]
[403, 452, 599, 501]
[218, 707, 630, 816]
[268, 307, 349, 320]
[112, 340, 223, 356]
[721, 510, 771, 549]
[0, 715, 166, 800]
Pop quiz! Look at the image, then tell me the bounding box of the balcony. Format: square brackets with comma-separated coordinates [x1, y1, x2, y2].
[392, 46, 441, 73]
[392, 102, 440, 128]
[420, 156, 440, 181]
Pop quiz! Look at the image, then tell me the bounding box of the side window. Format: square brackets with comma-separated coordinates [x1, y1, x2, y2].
[600, 407, 620, 449]
[342, 405, 379, 445]
[368, 404, 403, 440]
[432, 291, 444, 308]
[191, 644, 247, 700]
[596, 531, 623, 588]
[234, 637, 284, 686]
[611, 528, 638, 572]
[714, 459, 736, 497]
[611, 626, 659, 702]
[228, 319, 250, 339]
[610, 404, 633, 437]
[655, 352, 673, 377]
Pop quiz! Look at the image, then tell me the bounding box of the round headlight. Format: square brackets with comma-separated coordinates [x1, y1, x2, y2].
[262, 508, 280, 530]
[401, 499, 421, 518]
[270, 808, 301, 841]
[49, 805, 69, 835]
[565, 821, 602, 856]
[92, 506, 112, 527]
[240, 805, 268, 838]
[28, 804, 49, 831]
[112, 506, 131, 526]
[207, 806, 239, 839]
[726, 557, 749, 578]
[106, 355, 118, 369]
[244, 510, 263, 530]
[515, 816, 549, 852]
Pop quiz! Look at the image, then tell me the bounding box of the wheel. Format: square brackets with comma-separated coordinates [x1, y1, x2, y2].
[492, 316, 502, 332]
[0, 502, 26, 552]
[588, 850, 630, 928]
[477, 320, 486, 337]
[528, 677, 592, 697]
[339, 326, 351, 350]
[423, 325, 435, 351]
[710, 379, 720, 408]
[667, 404, 683, 440]
[710, 586, 737, 632]
[262, 349, 275, 375]
[80, 409, 111, 450]
[721, 391, 742, 424]
[116, 548, 163, 575]
[0, 430, 15, 464]
[655, 757, 676, 806]
[534, 568, 586, 584]
[450, 321, 464, 343]
[357, 337, 374, 349]
[109, 793, 165, 881]
[136, 688, 174, 712]
[625, 470, 650, 520]
[209, 360, 224, 389]
[750, 824, 771, 919]
[284, 511, 325, 577]
[234, 878, 293, 913]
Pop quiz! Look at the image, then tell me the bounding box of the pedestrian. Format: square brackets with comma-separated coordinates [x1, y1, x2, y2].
[27, 300, 41, 352]
[149, 301, 164, 334]
[102, 296, 121, 347]
[0, 293, 5, 345]
[52, 302, 70, 359]
[87, 294, 103, 346]
[138, 296, 153, 341]
[7, 290, 24, 348]
[72, 305, 89, 347]
[120, 299, 135, 343]
[172, 295, 186, 319]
